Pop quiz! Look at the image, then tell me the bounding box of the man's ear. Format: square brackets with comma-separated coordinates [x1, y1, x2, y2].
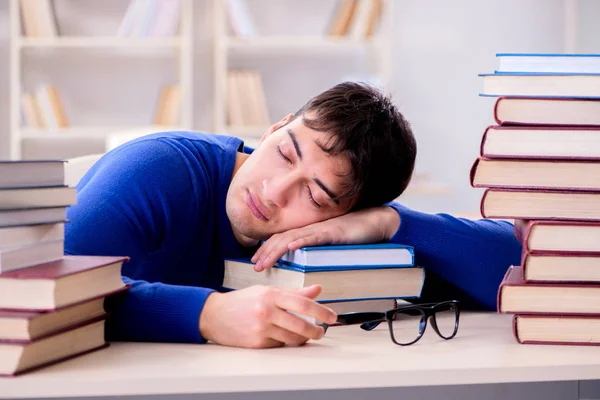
[260, 113, 294, 143]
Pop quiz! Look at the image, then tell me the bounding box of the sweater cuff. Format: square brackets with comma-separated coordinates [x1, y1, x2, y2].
[149, 285, 215, 344]
[385, 202, 446, 259]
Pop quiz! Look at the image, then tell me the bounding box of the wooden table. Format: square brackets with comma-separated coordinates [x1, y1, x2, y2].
[2, 312, 600, 399]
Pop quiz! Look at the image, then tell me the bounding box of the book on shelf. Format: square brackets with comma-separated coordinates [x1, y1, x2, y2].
[493, 97, 600, 126]
[223, 257, 425, 302]
[0, 297, 106, 342]
[19, 0, 59, 38]
[226, 70, 270, 130]
[0, 255, 129, 311]
[153, 84, 181, 126]
[479, 72, 600, 98]
[0, 316, 107, 377]
[480, 188, 600, 221]
[279, 243, 414, 268]
[0, 160, 65, 188]
[480, 125, 600, 159]
[495, 53, 600, 74]
[22, 85, 69, 130]
[327, 0, 358, 37]
[512, 314, 600, 346]
[118, 0, 181, 37]
[498, 265, 600, 315]
[515, 220, 600, 254]
[470, 157, 600, 191]
[0, 186, 76, 210]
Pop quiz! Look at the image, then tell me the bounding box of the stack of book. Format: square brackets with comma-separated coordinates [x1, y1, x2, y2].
[223, 243, 425, 315]
[473, 53, 600, 346]
[0, 160, 128, 376]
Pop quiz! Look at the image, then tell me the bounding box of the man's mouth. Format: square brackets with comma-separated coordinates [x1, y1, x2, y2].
[246, 190, 270, 221]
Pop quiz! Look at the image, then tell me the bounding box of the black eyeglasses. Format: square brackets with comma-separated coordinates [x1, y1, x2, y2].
[323, 300, 460, 346]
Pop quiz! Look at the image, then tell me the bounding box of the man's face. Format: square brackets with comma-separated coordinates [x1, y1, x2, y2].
[226, 114, 353, 242]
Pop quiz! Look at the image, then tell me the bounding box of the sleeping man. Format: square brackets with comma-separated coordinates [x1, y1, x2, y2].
[65, 81, 521, 348]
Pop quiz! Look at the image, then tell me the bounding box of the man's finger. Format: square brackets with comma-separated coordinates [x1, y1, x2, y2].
[267, 322, 313, 346]
[275, 291, 337, 325]
[271, 309, 325, 341]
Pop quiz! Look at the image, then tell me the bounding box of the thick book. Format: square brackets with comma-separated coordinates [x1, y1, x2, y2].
[322, 298, 396, 314]
[0, 222, 64, 248]
[470, 157, 600, 191]
[479, 72, 600, 98]
[495, 53, 600, 74]
[515, 220, 600, 253]
[223, 258, 425, 302]
[498, 265, 600, 315]
[0, 186, 76, 210]
[480, 125, 600, 160]
[0, 160, 65, 189]
[0, 207, 67, 228]
[521, 250, 600, 283]
[0, 255, 129, 311]
[480, 188, 600, 221]
[493, 97, 600, 126]
[0, 316, 107, 377]
[279, 243, 414, 268]
[0, 297, 105, 342]
[0, 239, 64, 273]
[513, 314, 600, 346]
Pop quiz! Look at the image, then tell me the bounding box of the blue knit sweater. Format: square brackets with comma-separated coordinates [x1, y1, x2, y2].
[65, 131, 522, 344]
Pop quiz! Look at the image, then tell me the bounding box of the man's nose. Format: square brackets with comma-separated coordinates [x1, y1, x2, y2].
[262, 174, 295, 208]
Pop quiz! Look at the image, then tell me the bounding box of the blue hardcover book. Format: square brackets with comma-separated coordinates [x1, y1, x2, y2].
[495, 53, 600, 74]
[279, 242, 414, 270]
[222, 257, 425, 302]
[478, 72, 600, 99]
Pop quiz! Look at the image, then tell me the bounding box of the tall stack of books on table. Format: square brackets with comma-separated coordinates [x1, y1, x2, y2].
[223, 243, 425, 315]
[473, 53, 600, 346]
[0, 160, 128, 376]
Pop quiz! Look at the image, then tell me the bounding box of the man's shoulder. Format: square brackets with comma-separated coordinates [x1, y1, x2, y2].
[126, 130, 243, 151]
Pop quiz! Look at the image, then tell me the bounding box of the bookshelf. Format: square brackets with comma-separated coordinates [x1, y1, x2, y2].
[8, 0, 194, 160]
[212, 0, 395, 145]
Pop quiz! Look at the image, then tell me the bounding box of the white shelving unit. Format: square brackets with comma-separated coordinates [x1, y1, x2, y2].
[212, 0, 395, 148]
[7, 0, 194, 160]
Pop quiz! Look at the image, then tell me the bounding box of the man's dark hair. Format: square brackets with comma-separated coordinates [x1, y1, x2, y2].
[293, 81, 417, 210]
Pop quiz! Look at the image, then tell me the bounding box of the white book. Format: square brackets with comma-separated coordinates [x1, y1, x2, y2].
[0, 239, 64, 273]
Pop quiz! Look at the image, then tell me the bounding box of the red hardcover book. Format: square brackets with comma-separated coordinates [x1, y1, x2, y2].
[479, 125, 600, 160]
[0, 315, 108, 376]
[515, 219, 600, 253]
[497, 265, 600, 315]
[494, 96, 600, 127]
[521, 250, 600, 283]
[480, 188, 600, 221]
[0, 255, 129, 311]
[470, 157, 600, 191]
[513, 314, 600, 346]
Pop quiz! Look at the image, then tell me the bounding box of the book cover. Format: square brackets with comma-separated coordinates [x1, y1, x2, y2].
[279, 242, 414, 269]
[493, 97, 600, 127]
[480, 125, 600, 160]
[513, 314, 600, 346]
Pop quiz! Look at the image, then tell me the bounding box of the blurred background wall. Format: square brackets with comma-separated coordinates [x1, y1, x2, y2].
[0, 0, 599, 215]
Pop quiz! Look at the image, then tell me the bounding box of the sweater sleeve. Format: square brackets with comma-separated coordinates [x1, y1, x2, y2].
[385, 202, 522, 310]
[65, 138, 212, 343]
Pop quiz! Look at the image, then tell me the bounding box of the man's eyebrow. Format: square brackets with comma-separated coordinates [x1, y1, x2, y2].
[287, 129, 303, 160]
[314, 178, 340, 205]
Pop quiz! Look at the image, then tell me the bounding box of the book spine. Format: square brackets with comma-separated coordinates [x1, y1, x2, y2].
[468, 157, 480, 188]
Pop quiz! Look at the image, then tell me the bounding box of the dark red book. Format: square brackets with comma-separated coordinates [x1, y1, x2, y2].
[480, 125, 600, 160]
[513, 314, 600, 346]
[0, 315, 108, 376]
[515, 219, 600, 253]
[480, 188, 600, 222]
[470, 157, 600, 191]
[0, 255, 129, 311]
[497, 265, 600, 315]
[494, 96, 600, 127]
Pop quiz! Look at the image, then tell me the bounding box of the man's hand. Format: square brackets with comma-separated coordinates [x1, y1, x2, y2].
[251, 206, 400, 271]
[199, 284, 337, 349]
